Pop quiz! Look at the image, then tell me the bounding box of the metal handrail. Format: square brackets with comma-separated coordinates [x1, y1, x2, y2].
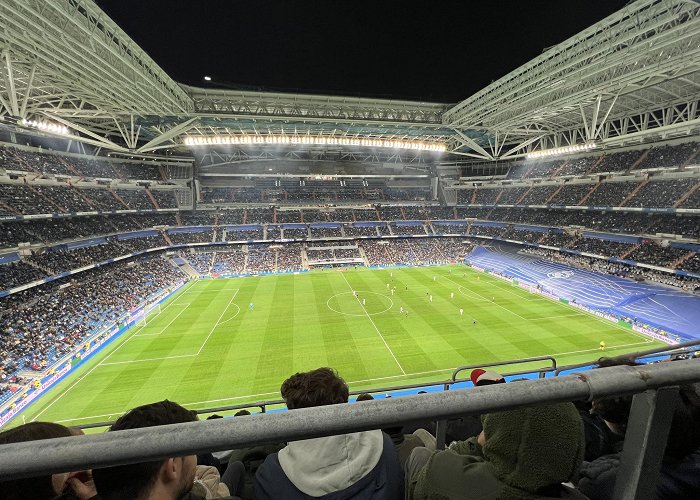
[452, 355, 558, 381]
[78, 357, 562, 429]
[554, 339, 700, 375]
[0, 360, 698, 481]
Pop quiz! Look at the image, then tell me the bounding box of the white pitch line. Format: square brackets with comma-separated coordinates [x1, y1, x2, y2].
[340, 273, 406, 375]
[444, 275, 527, 320]
[54, 338, 652, 424]
[134, 303, 191, 337]
[196, 290, 239, 355]
[102, 354, 197, 366]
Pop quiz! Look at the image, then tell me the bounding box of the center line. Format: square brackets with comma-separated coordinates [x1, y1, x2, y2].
[340, 273, 406, 375]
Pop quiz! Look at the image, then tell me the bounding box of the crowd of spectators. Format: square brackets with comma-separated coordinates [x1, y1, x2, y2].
[359, 238, 472, 266]
[0, 256, 187, 376]
[585, 181, 636, 207]
[0, 145, 175, 181]
[635, 142, 698, 170]
[246, 246, 276, 273]
[212, 250, 247, 275]
[591, 149, 641, 173]
[199, 180, 432, 205]
[0, 182, 185, 215]
[168, 230, 214, 245]
[391, 223, 427, 236]
[625, 178, 697, 208]
[1, 261, 47, 289]
[309, 226, 342, 238]
[223, 228, 263, 241]
[626, 242, 692, 268]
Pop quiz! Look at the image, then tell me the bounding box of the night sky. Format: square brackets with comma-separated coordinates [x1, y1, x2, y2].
[96, 0, 630, 103]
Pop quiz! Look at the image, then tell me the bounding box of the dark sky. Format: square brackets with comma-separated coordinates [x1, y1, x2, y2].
[96, 0, 630, 103]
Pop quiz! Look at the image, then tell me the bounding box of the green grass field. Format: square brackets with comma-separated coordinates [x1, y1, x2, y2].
[11, 264, 664, 428]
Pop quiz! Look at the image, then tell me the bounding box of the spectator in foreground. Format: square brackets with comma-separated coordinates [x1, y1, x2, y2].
[92, 400, 239, 500]
[255, 367, 403, 499]
[577, 383, 700, 499]
[0, 421, 97, 500]
[470, 369, 505, 387]
[407, 402, 586, 499]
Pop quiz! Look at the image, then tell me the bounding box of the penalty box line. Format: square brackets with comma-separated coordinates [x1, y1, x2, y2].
[102, 289, 240, 366]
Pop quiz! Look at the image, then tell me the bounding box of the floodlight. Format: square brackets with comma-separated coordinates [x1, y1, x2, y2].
[204, 76, 212, 81]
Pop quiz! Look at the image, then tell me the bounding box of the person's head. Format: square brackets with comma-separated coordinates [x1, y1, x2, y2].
[480, 402, 584, 495]
[281, 367, 349, 410]
[470, 368, 505, 387]
[92, 400, 198, 500]
[591, 357, 642, 435]
[0, 421, 75, 499]
[355, 393, 374, 402]
[233, 410, 251, 417]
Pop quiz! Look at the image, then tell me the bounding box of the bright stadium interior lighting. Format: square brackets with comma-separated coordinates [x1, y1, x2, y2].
[204, 75, 212, 81]
[526, 142, 597, 159]
[19, 118, 70, 136]
[182, 134, 447, 152]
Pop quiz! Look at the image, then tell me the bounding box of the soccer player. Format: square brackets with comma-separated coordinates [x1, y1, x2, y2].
[362, 298, 366, 306]
[391, 288, 394, 296]
[353, 290, 357, 297]
[599, 341, 606, 351]
[450, 292, 454, 300]
[429, 295, 433, 303]
[400, 306, 404, 314]
[249, 302, 254, 311]
[459, 308, 463, 317]
[433, 276, 436, 281]
[387, 283, 390, 289]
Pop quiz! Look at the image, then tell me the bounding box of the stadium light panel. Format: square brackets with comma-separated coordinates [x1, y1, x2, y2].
[19, 118, 70, 136]
[204, 75, 212, 81]
[526, 142, 597, 159]
[183, 134, 447, 152]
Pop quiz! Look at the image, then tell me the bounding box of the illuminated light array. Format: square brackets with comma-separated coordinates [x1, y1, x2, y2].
[20, 118, 70, 136]
[183, 135, 447, 152]
[526, 142, 597, 159]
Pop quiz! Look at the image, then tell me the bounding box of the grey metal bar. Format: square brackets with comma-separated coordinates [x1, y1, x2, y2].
[434, 419, 448, 450]
[555, 339, 700, 375]
[612, 387, 679, 500]
[0, 360, 698, 481]
[451, 355, 557, 382]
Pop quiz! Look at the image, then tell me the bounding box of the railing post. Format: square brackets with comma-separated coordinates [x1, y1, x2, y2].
[612, 387, 679, 500]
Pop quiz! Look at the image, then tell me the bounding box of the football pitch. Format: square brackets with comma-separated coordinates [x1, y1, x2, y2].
[13, 264, 664, 427]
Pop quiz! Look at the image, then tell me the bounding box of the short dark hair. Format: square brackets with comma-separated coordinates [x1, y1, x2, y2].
[281, 367, 349, 409]
[234, 409, 251, 416]
[355, 393, 374, 402]
[0, 422, 73, 500]
[92, 400, 198, 500]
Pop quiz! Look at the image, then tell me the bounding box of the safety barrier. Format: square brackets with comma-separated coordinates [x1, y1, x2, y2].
[0, 360, 699, 500]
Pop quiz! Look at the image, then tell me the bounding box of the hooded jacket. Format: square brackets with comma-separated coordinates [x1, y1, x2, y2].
[409, 402, 588, 500]
[254, 430, 402, 499]
[578, 446, 700, 500]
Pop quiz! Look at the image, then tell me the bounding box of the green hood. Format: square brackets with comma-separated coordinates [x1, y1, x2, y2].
[410, 402, 586, 500]
[482, 402, 585, 495]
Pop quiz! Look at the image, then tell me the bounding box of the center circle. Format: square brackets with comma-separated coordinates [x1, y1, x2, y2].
[326, 291, 394, 317]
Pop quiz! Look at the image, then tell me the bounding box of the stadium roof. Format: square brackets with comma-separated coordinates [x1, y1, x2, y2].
[0, 0, 699, 161]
